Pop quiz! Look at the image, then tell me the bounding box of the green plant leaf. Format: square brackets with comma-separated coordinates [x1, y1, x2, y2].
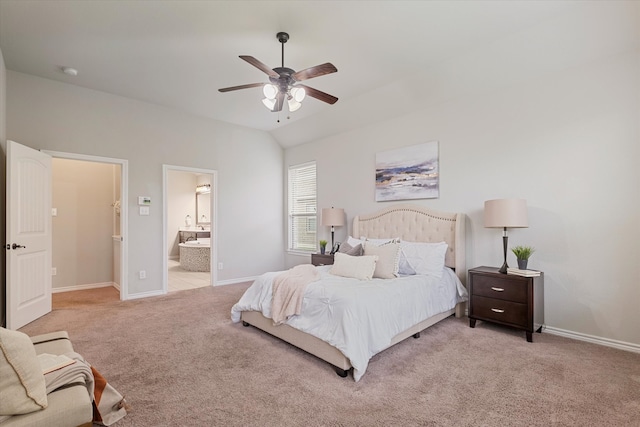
[511, 245, 535, 259]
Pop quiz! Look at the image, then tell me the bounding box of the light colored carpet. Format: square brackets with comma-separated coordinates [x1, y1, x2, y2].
[19, 285, 640, 426]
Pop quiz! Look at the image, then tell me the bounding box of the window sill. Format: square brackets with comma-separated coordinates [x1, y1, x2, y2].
[287, 250, 314, 257]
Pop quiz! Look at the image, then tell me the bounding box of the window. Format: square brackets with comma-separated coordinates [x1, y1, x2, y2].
[288, 161, 317, 252]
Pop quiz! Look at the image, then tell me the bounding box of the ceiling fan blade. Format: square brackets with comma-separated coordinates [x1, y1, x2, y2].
[218, 83, 265, 93]
[292, 63, 337, 82]
[298, 84, 338, 105]
[272, 92, 285, 112]
[239, 55, 279, 78]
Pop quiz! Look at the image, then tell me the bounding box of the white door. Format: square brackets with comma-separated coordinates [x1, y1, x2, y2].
[6, 141, 52, 329]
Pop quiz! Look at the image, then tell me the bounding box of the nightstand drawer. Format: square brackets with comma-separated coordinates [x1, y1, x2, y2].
[311, 254, 334, 266]
[471, 274, 528, 303]
[472, 295, 528, 327]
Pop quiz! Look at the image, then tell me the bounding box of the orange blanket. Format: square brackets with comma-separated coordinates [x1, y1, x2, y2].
[271, 264, 319, 325]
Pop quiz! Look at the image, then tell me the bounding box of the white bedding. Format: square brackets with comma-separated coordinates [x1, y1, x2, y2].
[231, 266, 468, 381]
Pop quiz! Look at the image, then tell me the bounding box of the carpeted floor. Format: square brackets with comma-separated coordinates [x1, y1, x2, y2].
[19, 285, 640, 426]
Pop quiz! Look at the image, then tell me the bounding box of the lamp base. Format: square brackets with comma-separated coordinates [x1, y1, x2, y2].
[499, 261, 508, 274]
[499, 232, 509, 274]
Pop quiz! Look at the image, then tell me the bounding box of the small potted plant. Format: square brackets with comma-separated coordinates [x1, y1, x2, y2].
[319, 240, 328, 255]
[511, 245, 535, 270]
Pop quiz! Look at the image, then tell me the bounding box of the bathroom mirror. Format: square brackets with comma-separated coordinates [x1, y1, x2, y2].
[196, 191, 211, 225]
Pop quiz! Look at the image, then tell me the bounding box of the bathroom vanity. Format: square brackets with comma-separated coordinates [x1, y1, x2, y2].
[179, 228, 210, 243]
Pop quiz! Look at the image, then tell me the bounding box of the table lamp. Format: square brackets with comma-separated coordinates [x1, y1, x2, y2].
[321, 207, 345, 249]
[484, 199, 528, 273]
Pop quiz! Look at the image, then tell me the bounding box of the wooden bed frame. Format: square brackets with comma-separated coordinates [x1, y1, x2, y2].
[240, 204, 466, 377]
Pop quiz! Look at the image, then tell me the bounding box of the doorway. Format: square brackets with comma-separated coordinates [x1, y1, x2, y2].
[163, 165, 217, 293]
[44, 150, 128, 300]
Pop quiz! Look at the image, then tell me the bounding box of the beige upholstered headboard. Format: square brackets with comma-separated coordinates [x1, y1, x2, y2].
[352, 204, 466, 284]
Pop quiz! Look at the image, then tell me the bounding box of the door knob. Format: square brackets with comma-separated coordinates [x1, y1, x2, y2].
[11, 243, 26, 249]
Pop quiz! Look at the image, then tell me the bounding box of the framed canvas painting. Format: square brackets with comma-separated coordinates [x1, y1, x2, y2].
[375, 141, 439, 202]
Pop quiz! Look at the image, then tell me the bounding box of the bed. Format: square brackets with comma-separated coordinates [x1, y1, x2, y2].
[231, 204, 467, 381]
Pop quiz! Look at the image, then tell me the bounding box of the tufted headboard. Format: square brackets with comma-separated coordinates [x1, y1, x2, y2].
[352, 204, 466, 284]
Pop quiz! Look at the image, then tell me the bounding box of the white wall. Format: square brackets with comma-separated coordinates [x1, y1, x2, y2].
[285, 38, 640, 345]
[6, 71, 284, 296]
[52, 158, 116, 289]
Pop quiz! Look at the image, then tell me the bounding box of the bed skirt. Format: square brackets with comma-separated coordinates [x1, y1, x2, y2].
[240, 302, 462, 373]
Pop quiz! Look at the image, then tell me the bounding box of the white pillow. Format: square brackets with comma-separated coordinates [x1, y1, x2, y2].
[346, 236, 364, 247]
[363, 237, 399, 245]
[399, 241, 448, 278]
[363, 242, 400, 279]
[0, 328, 48, 416]
[330, 253, 378, 280]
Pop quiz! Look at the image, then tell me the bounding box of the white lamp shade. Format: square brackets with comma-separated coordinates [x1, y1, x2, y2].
[262, 98, 276, 110]
[321, 207, 345, 227]
[288, 99, 301, 112]
[263, 84, 277, 99]
[291, 86, 306, 102]
[484, 199, 528, 228]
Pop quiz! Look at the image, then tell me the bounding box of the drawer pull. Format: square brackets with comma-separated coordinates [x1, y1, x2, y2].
[491, 287, 505, 292]
[491, 308, 505, 313]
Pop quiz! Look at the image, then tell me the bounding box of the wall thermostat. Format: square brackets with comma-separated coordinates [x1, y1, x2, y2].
[138, 196, 151, 205]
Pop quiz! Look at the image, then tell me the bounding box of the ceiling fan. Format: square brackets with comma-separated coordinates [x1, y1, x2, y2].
[218, 32, 338, 113]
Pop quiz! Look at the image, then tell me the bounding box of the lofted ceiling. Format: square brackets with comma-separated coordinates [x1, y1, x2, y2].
[0, 1, 595, 147]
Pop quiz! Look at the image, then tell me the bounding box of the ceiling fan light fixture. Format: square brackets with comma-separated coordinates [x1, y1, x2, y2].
[218, 32, 338, 116]
[263, 84, 278, 99]
[288, 99, 302, 112]
[291, 87, 306, 103]
[262, 98, 276, 110]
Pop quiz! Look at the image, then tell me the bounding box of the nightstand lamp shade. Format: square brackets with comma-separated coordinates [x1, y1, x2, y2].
[321, 207, 345, 248]
[484, 199, 528, 274]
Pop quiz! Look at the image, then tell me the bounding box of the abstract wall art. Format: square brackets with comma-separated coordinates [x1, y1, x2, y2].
[375, 141, 439, 201]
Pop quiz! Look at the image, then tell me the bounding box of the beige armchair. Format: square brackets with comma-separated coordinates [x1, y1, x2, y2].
[0, 329, 93, 427]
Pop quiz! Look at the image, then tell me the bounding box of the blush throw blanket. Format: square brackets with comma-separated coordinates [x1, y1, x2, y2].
[271, 264, 320, 325]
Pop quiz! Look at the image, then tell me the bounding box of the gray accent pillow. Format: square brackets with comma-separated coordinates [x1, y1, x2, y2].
[338, 242, 363, 256]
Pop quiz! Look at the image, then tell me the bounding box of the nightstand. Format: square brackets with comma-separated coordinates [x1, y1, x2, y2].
[468, 266, 544, 342]
[311, 253, 334, 266]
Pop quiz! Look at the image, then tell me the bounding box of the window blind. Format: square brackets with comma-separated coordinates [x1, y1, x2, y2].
[288, 162, 317, 252]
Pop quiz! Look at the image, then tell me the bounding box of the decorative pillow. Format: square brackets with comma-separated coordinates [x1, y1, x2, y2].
[0, 328, 48, 416]
[363, 241, 401, 279]
[399, 241, 448, 278]
[348, 236, 399, 247]
[362, 237, 399, 246]
[398, 252, 417, 276]
[346, 236, 364, 247]
[330, 253, 378, 280]
[338, 242, 363, 256]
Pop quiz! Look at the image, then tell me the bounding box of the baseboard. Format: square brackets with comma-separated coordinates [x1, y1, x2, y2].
[125, 289, 166, 300]
[544, 326, 640, 354]
[52, 282, 117, 293]
[215, 276, 258, 287]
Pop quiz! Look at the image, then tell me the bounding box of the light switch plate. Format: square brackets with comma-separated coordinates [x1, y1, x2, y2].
[139, 206, 150, 215]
